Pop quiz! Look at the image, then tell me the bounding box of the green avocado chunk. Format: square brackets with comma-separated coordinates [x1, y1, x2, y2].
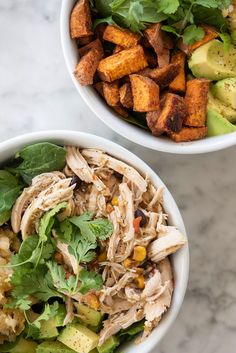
[58, 323, 99, 353]
[207, 108, 236, 136]
[39, 304, 66, 339]
[208, 92, 236, 123]
[212, 78, 236, 109]
[74, 303, 103, 327]
[9, 338, 37, 353]
[36, 341, 77, 353]
[189, 40, 236, 80]
[97, 336, 120, 353]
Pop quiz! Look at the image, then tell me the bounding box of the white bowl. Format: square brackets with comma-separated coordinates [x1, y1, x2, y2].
[0, 130, 189, 353]
[60, 0, 236, 154]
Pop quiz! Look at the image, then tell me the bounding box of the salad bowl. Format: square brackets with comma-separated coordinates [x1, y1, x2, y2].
[60, 0, 236, 154]
[0, 130, 189, 353]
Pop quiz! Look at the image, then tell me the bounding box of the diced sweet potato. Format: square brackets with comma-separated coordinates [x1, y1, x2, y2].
[144, 63, 181, 89]
[103, 81, 120, 106]
[144, 23, 173, 67]
[75, 48, 102, 85]
[113, 106, 129, 118]
[70, 0, 93, 39]
[144, 48, 158, 68]
[155, 93, 187, 133]
[94, 24, 107, 41]
[103, 25, 141, 48]
[178, 25, 218, 55]
[169, 126, 208, 142]
[169, 51, 186, 94]
[93, 82, 104, 97]
[130, 75, 160, 112]
[146, 109, 163, 136]
[185, 79, 210, 127]
[98, 45, 148, 82]
[78, 35, 94, 46]
[119, 83, 133, 109]
[78, 39, 103, 58]
[113, 45, 124, 54]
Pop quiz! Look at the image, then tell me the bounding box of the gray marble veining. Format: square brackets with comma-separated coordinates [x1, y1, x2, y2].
[0, 1, 236, 352]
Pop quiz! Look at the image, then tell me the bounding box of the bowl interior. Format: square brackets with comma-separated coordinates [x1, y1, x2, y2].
[0, 130, 189, 353]
[60, 0, 236, 154]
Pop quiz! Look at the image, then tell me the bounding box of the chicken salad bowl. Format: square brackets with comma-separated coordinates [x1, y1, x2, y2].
[0, 131, 189, 353]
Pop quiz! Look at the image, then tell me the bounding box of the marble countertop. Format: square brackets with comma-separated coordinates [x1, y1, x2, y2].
[0, 1, 236, 352]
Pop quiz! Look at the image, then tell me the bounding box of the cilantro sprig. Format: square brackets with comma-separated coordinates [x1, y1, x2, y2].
[94, 0, 231, 43]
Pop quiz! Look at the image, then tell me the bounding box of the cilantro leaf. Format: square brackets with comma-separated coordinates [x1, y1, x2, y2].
[26, 302, 59, 339]
[39, 202, 67, 242]
[5, 296, 32, 311]
[157, 0, 179, 14]
[11, 143, 66, 184]
[69, 213, 113, 243]
[47, 261, 77, 295]
[78, 269, 103, 294]
[182, 24, 205, 44]
[68, 239, 97, 264]
[58, 218, 73, 242]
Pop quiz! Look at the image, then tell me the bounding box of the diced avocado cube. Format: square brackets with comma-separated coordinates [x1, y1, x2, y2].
[212, 78, 236, 110]
[97, 336, 120, 353]
[58, 323, 99, 353]
[207, 108, 236, 136]
[36, 341, 76, 353]
[10, 338, 37, 353]
[38, 304, 66, 339]
[74, 303, 103, 327]
[39, 318, 59, 339]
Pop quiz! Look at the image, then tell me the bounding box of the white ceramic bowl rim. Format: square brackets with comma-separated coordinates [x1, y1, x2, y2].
[0, 130, 189, 353]
[60, 0, 236, 154]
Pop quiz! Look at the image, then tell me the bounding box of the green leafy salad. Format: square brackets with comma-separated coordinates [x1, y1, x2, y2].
[0, 142, 186, 353]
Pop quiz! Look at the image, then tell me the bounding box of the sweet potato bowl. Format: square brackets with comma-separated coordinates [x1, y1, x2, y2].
[61, 0, 236, 153]
[0, 131, 189, 353]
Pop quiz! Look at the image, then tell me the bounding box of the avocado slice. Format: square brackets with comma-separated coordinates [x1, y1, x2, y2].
[74, 303, 103, 327]
[58, 323, 99, 353]
[36, 341, 77, 353]
[212, 78, 236, 109]
[189, 40, 236, 80]
[208, 92, 236, 123]
[97, 336, 120, 353]
[9, 338, 37, 353]
[207, 108, 236, 136]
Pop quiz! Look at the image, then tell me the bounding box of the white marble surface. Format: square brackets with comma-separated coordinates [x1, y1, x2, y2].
[1, 1, 236, 352]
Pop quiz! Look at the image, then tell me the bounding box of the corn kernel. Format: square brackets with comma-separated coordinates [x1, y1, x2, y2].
[54, 252, 63, 264]
[133, 246, 146, 262]
[123, 258, 133, 268]
[111, 197, 119, 206]
[86, 294, 100, 310]
[98, 251, 107, 262]
[135, 275, 145, 289]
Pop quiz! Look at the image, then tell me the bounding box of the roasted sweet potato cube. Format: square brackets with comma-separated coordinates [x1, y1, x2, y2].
[103, 25, 141, 48]
[169, 51, 186, 94]
[185, 79, 210, 127]
[70, 0, 93, 39]
[146, 109, 163, 136]
[169, 126, 208, 142]
[144, 23, 173, 67]
[103, 81, 120, 106]
[119, 83, 133, 109]
[130, 75, 160, 112]
[147, 63, 181, 89]
[155, 93, 187, 133]
[93, 82, 104, 97]
[75, 48, 102, 85]
[98, 45, 148, 82]
[78, 35, 94, 46]
[144, 48, 158, 68]
[178, 25, 218, 55]
[78, 39, 103, 58]
[113, 45, 124, 54]
[113, 106, 129, 118]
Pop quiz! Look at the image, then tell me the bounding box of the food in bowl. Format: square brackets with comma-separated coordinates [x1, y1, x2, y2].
[0, 141, 187, 353]
[69, 0, 236, 142]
